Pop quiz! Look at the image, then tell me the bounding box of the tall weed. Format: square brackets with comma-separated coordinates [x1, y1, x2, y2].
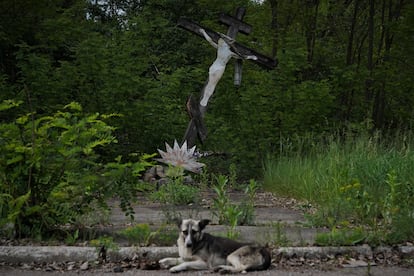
[150, 167, 201, 223]
[263, 131, 414, 244]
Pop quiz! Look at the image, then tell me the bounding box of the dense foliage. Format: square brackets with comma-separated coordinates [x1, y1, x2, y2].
[0, 101, 152, 237]
[0, 1, 413, 238]
[1, 0, 413, 176]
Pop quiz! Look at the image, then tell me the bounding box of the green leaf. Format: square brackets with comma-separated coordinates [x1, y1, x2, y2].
[64, 102, 82, 112]
[6, 155, 23, 165]
[16, 114, 29, 125]
[0, 100, 23, 111]
[7, 191, 31, 221]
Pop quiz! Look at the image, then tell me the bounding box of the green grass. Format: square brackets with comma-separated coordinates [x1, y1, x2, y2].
[263, 131, 414, 244]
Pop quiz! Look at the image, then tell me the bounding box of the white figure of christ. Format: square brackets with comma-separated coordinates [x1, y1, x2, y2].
[199, 28, 257, 108]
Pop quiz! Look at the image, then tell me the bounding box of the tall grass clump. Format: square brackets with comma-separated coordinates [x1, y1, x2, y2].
[263, 131, 414, 244]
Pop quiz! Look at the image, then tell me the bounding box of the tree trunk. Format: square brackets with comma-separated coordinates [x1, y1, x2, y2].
[341, 0, 361, 121]
[346, 0, 360, 66]
[305, 0, 319, 64]
[269, 0, 278, 60]
[365, 0, 375, 122]
[372, 0, 405, 128]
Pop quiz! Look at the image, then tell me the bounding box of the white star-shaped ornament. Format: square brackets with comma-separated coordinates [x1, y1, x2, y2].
[156, 140, 205, 173]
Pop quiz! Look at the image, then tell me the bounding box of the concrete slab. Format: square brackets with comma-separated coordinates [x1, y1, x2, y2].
[107, 191, 320, 246]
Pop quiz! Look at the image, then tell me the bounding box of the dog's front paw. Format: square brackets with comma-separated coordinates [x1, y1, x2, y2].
[159, 258, 175, 269]
[169, 265, 183, 273]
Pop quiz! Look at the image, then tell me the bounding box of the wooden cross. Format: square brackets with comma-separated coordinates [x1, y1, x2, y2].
[221, 7, 252, 86]
[178, 7, 277, 147]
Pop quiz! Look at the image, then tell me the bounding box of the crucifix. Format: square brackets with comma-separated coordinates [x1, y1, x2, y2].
[179, 7, 277, 147]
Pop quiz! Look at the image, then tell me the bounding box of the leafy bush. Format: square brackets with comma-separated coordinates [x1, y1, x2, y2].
[150, 179, 200, 206]
[0, 101, 152, 238]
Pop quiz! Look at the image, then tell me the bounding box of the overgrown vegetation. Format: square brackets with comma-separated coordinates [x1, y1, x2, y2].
[117, 223, 178, 246]
[263, 131, 414, 245]
[1, 1, 413, 180]
[150, 166, 200, 206]
[149, 166, 201, 222]
[212, 175, 258, 226]
[149, 167, 259, 239]
[0, 101, 152, 239]
[1, 0, 413, 245]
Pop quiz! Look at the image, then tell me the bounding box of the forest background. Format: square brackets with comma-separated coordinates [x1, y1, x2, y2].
[1, 0, 413, 176]
[0, 0, 413, 238]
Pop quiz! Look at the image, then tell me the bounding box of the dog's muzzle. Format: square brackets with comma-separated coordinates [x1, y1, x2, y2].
[184, 233, 192, 247]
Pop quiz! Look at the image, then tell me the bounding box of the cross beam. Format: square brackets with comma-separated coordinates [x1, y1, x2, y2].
[220, 8, 252, 37]
[178, 18, 277, 70]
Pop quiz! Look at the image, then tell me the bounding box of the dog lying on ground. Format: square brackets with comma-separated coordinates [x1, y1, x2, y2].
[159, 219, 271, 273]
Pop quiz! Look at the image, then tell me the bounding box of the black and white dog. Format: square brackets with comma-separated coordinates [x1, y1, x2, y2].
[159, 219, 271, 273]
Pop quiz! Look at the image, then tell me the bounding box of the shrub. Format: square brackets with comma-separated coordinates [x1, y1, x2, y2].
[150, 179, 200, 206]
[0, 101, 152, 238]
[148, 165, 201, 223]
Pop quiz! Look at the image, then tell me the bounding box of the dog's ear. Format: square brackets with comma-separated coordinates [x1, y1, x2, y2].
[174, 218, 182, 229]
[198, 219, 210, 230]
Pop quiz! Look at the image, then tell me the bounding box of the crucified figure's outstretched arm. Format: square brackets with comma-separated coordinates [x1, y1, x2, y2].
[199, 28, 257, 108]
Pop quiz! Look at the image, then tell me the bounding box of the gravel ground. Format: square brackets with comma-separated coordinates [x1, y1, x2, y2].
[2, 243, 413, 275]
[1, 265, 414, 276]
